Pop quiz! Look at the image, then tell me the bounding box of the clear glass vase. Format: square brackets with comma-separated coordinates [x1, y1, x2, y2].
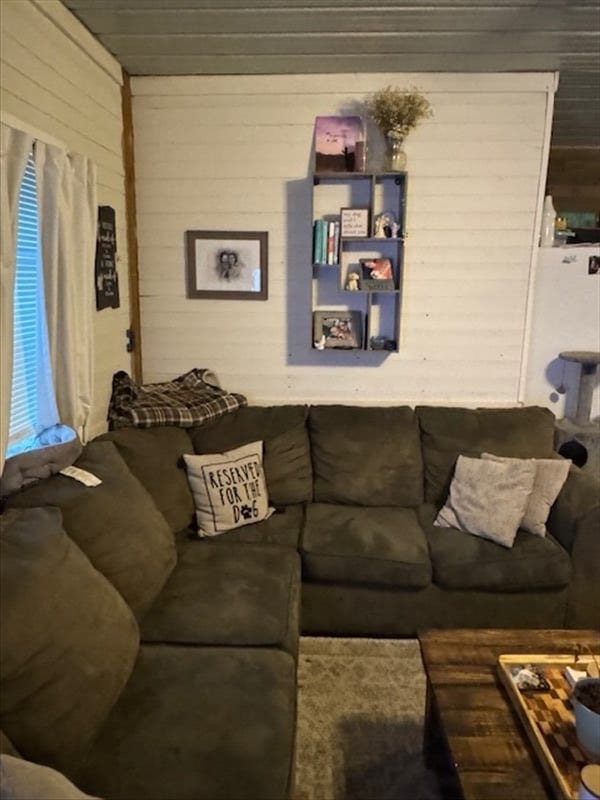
[385, 135, 407, 171]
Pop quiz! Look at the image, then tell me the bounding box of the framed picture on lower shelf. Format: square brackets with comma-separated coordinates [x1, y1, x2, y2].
[313, 310, 363, 350]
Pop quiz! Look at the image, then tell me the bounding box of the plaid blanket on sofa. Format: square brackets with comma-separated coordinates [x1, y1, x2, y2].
[108, 369, 247, 429]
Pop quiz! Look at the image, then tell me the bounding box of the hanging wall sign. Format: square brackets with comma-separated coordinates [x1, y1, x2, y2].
[95, 205, 120, 310]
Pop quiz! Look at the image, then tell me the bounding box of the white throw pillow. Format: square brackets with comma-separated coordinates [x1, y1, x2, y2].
[184, 441, 274, 538]
[481, 453, 570, 536]
[434, 455, 536, 548]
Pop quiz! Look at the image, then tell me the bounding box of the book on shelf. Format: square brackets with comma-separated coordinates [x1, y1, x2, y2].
[313, 218, 340, 265]
[313, 220, 325, 264]
[326, 220, 337, 264]
[332, 221, 340, 264]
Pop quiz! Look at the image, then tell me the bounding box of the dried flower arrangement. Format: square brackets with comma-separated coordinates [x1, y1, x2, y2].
[366, 86, 433, 142]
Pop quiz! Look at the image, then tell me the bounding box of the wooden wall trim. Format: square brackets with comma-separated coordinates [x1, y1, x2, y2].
[121, 70, 143, 382]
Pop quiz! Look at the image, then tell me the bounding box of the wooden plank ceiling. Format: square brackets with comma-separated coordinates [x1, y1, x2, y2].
[62, 0, 600, 147]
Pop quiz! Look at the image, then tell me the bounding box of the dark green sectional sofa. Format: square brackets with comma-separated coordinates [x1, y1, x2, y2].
[1, 404, 598, 800]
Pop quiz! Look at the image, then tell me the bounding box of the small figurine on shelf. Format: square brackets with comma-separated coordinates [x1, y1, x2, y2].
[374, 211, 398, 238]
[345, 272, 360, 291]
[374, 214, 387, 238]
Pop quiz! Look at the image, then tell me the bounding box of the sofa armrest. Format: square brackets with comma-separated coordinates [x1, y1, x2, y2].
[547, 466, 600, 628]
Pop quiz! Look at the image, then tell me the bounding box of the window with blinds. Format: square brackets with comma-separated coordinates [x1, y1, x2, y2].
[7, 151, 59, 458]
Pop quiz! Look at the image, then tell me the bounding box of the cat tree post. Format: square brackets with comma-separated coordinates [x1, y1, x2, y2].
[559, 351, 600, 425]
[555, 351, 600, 475]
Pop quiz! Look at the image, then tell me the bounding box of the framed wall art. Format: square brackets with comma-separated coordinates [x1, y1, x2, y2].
[360, 257, 395, 291]
[95, 205, 120, 310]
[314, 116, 366, 173]
[185, 230, 268, 300]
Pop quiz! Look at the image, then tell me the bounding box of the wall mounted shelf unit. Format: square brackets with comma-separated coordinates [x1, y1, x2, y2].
[311, 171, 407, 353]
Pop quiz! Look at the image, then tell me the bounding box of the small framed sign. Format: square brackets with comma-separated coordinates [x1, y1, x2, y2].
[95, 205, 120, 310]
[340, 207, 370, 239]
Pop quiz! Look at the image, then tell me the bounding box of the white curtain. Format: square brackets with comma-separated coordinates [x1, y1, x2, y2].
[0, 124, 34, 475]
[35, 141, 97, 443]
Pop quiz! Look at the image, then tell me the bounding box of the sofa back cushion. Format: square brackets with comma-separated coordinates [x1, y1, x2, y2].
[0, 507, 139, 775]
[309, 405, 423, 506]
[5, 441, 176, 619]
[416, 405, 557, 506]
[0, 732, 19, 757]
[190, 406, 312, 505]
[95, 427, 195, 532]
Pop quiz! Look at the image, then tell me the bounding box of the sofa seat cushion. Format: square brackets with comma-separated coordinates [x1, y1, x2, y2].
[416, 405, 556, 506]
[301, 504, 431, 588]
[182, 504, 304, 549]
[5, 441, 176, 619]
[190, 405, 312, 505]
[419, 504, 571, 591]
[309, 405, 423, 507]
[140, 542, 300, 656]
[79, 645, 296, 800]
[0, 507, 139, 776]
[95, 426, 195, 533]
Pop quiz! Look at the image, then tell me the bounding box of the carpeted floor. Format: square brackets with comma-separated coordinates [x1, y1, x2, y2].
[293, 637, 443, 800]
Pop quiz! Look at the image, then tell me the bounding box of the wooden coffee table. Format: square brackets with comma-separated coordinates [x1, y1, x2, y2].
[419, 629, 600, 800]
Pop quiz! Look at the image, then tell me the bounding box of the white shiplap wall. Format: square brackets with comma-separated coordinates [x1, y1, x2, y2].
[132, 73, 554, 405]
[0, 0, 130, 438]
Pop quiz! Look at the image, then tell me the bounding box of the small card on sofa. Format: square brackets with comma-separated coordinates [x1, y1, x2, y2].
[184, 441, 274, 537]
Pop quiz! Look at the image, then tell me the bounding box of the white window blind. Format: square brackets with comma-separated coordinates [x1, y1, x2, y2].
[7, 151, 59, 458]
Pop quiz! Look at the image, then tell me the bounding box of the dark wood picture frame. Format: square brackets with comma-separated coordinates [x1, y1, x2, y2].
[185, 230, 268, 300]
[313, 309, 363, 349]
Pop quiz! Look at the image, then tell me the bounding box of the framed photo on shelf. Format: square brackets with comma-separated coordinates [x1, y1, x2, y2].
[185, 230, 268, 300]
[313, 310, 363, 350]
[340, 207, 370, 238]
[314, 116, 366, 173]
[360, 257, 395, 291]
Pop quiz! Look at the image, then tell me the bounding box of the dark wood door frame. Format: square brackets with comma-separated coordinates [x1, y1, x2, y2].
[121, 69, 143, 382]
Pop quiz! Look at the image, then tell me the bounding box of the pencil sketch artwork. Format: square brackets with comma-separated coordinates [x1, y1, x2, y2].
[215, 249, 243, 282]
[196, 239, 259, 293]
[185, 230, 268, 300]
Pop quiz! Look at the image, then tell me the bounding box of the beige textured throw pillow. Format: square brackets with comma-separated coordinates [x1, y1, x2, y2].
[184, 441, 274, 537]
[481, 452, 570, 536]
[434, 455, 536, 548]
[0, 755, 101, 800]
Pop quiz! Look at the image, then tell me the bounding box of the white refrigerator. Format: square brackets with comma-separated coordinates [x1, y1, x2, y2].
[524, 244, 600, 421]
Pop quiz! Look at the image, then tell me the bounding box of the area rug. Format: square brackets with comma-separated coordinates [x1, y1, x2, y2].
[293, 637, 443, 800]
